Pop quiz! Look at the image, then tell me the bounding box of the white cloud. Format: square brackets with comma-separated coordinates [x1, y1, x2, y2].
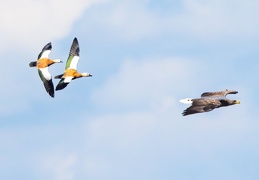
[0, 0, 105, 52]
[0, 0, 108, 115]
[0, 1, 258, 179]
[1, 0, 257, 116]
[0, 97, 256, 180]
[169, 0, 259, 40]
[92, 57, 198, 111]
[101, 1, 159, 41]
[40, 153, 77, 180]
[85, 112, 157, 148]
[76, 102, 256, 179]
[86, 0, 160, 41]
[88, 0, 259, 41]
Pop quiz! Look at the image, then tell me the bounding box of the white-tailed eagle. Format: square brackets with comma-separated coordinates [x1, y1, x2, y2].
[180, 89, 240, 116]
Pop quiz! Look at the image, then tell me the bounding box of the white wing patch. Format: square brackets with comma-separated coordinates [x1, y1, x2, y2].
[64, 77, 73, 83]
[40, 50, 51, 58]
[68, 56, 79, 70]
[40, 67, 51, 80]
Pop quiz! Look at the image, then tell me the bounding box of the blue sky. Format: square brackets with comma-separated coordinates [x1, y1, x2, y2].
[1, 0, 259, 179]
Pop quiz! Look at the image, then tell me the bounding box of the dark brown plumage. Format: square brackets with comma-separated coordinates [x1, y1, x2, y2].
[180, 89, 240, 116]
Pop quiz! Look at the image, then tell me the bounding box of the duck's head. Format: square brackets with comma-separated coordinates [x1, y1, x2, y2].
[81, 73, 92, 77]
[53, 59, 63, 63]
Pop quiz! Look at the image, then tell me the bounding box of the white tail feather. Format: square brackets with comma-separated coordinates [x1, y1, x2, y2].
[180, 98, 193, 104]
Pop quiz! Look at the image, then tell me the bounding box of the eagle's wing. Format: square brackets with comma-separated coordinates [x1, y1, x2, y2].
[201, 90, 238, 97]
[182, 98, 221, 116]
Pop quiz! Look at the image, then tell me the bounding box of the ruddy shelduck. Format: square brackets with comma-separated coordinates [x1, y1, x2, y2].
[55, 38, 92, 91]
[29, 42, 62, 97]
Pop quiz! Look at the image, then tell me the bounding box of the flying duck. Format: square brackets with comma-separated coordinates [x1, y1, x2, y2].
[55, 37, 92, 91]
[29, 42, 62, 97]
[180, 89, 240, 116]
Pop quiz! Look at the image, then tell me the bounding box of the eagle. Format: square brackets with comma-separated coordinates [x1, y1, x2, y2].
[180, 89, 240, 116]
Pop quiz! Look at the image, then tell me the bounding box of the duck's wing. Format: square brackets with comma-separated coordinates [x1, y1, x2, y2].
[201, 90, 238, 98]
[65, 37, 80, 70]
[55, 77, 73, 91]
[38, 42, 52, 59]
[38, 68, 54, 97]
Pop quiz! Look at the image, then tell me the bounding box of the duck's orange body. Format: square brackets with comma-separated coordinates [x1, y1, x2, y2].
[63, 69, 83, 78]
[37, 58, 57, 68]
[29, 42, 62, 98]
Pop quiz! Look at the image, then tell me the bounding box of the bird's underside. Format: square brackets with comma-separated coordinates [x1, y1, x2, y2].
[181, 90, 240, 116]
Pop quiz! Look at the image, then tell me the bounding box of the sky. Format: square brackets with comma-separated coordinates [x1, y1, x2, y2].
[1, 0, 259, 179]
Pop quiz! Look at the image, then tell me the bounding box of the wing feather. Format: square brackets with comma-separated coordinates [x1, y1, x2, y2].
[65, 38, 80, 70]
[38, 42, 52, 59]
[38, 69, 54, 97]
[56, 78, 69, 91]
[201, 90, 238, 97]
[182, 99, 221, 116]
[66, 56, 79, 70]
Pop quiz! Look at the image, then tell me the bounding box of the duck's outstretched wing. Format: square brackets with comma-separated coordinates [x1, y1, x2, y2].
[55, 77, 73, 91]
[65, 37, 80, 70]
[38, 68, 54, 98]
[38, 42, 52, 59]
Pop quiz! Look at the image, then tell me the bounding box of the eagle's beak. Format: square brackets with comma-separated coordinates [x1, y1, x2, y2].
[235, 100, 241, 104]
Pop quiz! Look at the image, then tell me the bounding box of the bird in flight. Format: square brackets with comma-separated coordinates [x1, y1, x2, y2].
[180, 89, 240, 116]
[29, 42, 62, 97]
[55, 37, 92, 91]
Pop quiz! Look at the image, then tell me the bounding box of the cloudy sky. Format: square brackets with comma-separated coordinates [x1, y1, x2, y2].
[1, 0, 259, 179]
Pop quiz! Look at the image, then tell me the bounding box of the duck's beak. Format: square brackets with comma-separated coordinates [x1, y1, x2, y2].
[235, 100, 241, 104]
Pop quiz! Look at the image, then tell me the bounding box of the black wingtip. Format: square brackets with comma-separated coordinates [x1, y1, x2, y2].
[227, 90, 238, 94]
[55, 79, 69, 91]
[182, 113, 190, 116]
[69, 37, 80, 56]
[29, 61, 37, 67]
[56, 83, 68, 91]
[43, 79, 55, 98]
[47, 85, 55, 98]
[49, 92, 54, 98]
[182, 111, 188, 116]
[42, 42, 52, 51]
[73, 37, 78, 44]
